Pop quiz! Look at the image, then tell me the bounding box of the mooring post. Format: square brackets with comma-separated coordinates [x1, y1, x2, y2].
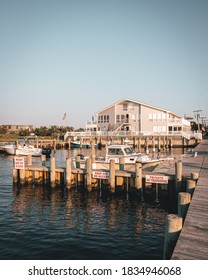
[163, 214, 183, 260]
[66, 157, 72, 188]
[135, 161, 142, 189]
[109, 159, 115, 192]
[19, 169, 26, 185]
[178, 192, 191, 222]
[175, 160, 183, 193]
[13, 168, 19, 184]
[186, 179, 196, 197]
[86, 157, 92, 190]
[119, 157, 125, 171]
[191, 172, 199, 181]
[50, 156, 56, 187]
[91, 140, 95, 164]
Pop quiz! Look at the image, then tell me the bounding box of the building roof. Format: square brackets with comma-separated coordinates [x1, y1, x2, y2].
[95, 97, 181, 118]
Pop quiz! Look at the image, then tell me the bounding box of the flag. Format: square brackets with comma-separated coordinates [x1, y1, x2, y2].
[62, 113, 66, 120]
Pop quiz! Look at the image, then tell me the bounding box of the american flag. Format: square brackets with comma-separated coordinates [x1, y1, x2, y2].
[62, 113, 67, 120]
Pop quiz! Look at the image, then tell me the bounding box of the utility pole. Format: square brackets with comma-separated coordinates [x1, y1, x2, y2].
[193, 110, 202, 131]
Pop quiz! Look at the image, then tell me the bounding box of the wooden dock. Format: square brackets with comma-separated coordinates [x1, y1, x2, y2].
[171, 138, 208, 259]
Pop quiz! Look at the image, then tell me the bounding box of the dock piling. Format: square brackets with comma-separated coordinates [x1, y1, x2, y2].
[163, 214, 183, 260]
[178, 192, 191, 222]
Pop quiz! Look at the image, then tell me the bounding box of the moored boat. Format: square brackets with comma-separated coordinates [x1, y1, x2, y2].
[0, 136, 42, 156]
[70, 140, 98, 149]
[75, 144, 166, 172]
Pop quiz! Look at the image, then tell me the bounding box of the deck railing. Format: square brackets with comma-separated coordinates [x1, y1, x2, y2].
[64, 131, 202, 141]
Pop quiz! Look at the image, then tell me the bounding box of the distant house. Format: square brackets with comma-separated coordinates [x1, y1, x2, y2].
[85, 98, 191, 136]
[0, 124, 35, 133]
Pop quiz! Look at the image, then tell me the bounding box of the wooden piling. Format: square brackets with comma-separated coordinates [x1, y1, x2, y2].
[91, 140, 95, 163]
[175, 160, 183, 193]
[135, 161, 142, 189]
[66, 157, 72, 188]
[163, 214, 183, 260]
[13, 169, 19, 184]
[86, 157, 92, 190]
[186, 179, 196, 197]
[50, 156, 56, 187]
[191, 172, 199, 181]
[109, 159, 115, 192]
[178, 192, 191, 221]
[19, 169, 26, 185]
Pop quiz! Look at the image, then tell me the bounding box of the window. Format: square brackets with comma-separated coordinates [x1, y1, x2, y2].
[101, 116, 103, 123]
[106, 115, 109, 122]
[104, 115, 106, 123]
[123, 103, 128, 111]
[116, 115, 120, 123]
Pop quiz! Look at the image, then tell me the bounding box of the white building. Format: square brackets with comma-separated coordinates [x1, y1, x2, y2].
[85, 98, 191, 137]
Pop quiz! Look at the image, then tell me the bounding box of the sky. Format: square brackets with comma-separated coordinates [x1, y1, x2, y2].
[0, 0, 207, 128]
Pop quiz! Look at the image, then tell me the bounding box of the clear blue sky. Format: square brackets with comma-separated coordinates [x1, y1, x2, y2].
[0, 0, 207, 128]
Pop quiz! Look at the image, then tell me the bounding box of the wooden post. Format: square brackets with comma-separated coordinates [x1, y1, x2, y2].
[91, 140, 95, 164]
[178, 192, 191, 221]
[19, 169, 26, 185]
[186, 179, 196, 197]
[163, 214, 183, 260]
[50, 156, 56, 187]
[158, 137, 161, 152]
[86, 157, 92, 190]
[191, 172, 199, 181]
[119, 157, 125, 171]
[66, 157, 72, 188]
[175, 160, 183, 193]
[13, 169, 19, 184]
[152, 137, 156, 153]
[135, 161, 142, 189]
[109, 159, 115, 192]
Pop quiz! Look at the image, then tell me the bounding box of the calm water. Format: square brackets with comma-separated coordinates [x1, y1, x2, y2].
[0, 149, 177, 260]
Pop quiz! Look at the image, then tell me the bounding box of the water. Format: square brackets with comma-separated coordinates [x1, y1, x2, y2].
[0, 150, 178, 260]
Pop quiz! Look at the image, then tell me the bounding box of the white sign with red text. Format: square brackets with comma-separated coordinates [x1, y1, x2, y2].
[14, 156, 25, 170]
[146, 174, 168, 184]
[92, 171, 110, 179]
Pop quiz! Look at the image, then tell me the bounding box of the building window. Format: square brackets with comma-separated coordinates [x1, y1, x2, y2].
[106, 115, 109, 122]
[123, 103, 128, 111]
[104, 115, 106, 123]
[101, 116, 103, 123]
[116, 115, 120, 123]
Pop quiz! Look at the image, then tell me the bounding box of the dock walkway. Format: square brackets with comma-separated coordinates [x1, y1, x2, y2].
[171, 138, 208, 259]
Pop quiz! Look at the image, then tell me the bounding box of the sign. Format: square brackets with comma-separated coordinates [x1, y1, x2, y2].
[92, 171, 110, 179]
[146, 174, 168, 184]
[14, 156, 25, 170]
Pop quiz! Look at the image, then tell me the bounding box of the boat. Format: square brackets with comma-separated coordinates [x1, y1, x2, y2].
[70, 140, 98, 149]
[0, 136, 42, 156]
[75, 144, 163, 172]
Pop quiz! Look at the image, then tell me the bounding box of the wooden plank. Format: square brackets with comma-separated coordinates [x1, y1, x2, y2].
[172, 138, 208, 260]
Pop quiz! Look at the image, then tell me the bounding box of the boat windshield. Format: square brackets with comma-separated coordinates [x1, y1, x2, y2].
[124, 147, 135, 155]
[108, 148, 124, 155]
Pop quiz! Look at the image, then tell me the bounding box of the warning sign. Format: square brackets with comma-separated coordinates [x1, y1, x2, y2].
[146, 174, 168, 184]
[92, 171, 110, 179]
[14, 156, 25, 170]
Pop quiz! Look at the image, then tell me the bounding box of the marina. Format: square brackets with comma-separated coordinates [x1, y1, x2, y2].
[0, 136, 208, 259]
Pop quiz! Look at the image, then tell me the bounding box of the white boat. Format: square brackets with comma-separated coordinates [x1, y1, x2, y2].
[0, 137, 42, 156]
[76, 144, 162, 172]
